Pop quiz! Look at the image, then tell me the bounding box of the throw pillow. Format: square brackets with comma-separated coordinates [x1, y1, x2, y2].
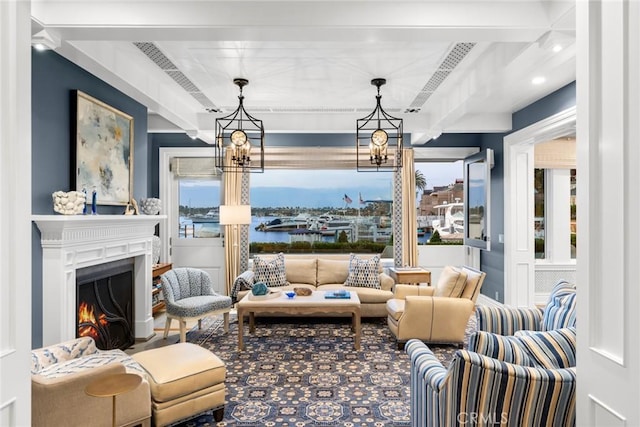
[434, 266, 468, 298]
[541, 280, 577, 331]
[344, 254, 381, 289]
[253, 253, 288, 287]
[515, 327, 577, 369]
[468, 331, 535, 367]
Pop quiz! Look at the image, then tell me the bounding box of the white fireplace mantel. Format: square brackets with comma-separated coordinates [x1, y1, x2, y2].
[33, 215, 166, 346]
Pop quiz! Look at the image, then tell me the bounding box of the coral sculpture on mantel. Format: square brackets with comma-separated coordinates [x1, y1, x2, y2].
[52, 191, 86, 215]
[139, 198, 161, 215]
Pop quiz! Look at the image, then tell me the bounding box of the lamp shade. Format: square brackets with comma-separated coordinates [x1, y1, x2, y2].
[219, 205, 252, 225]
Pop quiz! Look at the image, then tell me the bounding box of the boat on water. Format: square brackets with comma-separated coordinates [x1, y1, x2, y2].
[255, 213, 312, 231]
[431, 202, 464, 238]
[191, 208, 220, 223]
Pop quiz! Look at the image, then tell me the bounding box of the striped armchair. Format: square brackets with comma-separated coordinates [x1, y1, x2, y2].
[406, 329, 577, 427]
[476, 280, 576, 335]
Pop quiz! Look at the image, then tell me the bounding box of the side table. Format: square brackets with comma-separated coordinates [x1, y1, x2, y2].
[85, 373, 142, 427]
[389, 267, 431, 286]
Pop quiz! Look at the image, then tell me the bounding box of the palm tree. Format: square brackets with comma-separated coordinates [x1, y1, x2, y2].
[415, 170, 427, 194]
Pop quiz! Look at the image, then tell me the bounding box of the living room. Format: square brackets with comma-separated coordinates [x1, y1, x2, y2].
[2, 0, 640, 425]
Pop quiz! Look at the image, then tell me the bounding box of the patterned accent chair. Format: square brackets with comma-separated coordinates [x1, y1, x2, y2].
[476, 280, 576, 335]
[405, 327, 577, 427]
[386, 266, 486, 348]
[31, 336, 151, 427]
[161, 267, 232, 343]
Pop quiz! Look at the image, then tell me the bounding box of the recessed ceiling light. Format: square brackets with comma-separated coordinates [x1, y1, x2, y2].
[552, 44, 563, 53]
[532, 76, 546, 85]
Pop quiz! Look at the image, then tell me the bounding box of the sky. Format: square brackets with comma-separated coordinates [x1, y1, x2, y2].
[179, 162, 463, 208]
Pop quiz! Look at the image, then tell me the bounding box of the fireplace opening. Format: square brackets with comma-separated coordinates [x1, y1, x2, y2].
[76, 258, 135, 350]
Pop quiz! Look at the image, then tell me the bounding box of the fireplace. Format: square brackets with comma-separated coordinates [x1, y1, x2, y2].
[76, 258, 135, 350]
[33, 215, 164, 346]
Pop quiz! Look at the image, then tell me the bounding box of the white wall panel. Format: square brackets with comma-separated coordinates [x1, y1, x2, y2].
[590, 396, 626, 427]
[577, 0, 640, 424]
[0, 1, 32, 424]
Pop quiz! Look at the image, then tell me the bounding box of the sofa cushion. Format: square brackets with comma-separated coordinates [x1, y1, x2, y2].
[284, 258, 317, 285]
[434, 266, 468, 298]
[317, 259, 350, 285]
[515, 327, 576, 369]
[385, 298, 404, 321]
[344, 254, 381, 289]
[253, 252, 288, 287]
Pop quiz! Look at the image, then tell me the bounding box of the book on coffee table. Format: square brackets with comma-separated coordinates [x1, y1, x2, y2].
[324, 290, 351, 299]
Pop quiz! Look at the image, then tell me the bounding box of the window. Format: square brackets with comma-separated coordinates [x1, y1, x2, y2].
[248, 169, 393, 254]
[570, 168, 577, 259]
[178, 178, 222, 238]
[533, 167, 575, 262]
[415, 161, 464, 245]
[534, 168, 546, 259]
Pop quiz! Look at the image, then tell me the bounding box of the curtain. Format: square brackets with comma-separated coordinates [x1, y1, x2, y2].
[400, 149, 418, 266]
[223, 151, 243, 296]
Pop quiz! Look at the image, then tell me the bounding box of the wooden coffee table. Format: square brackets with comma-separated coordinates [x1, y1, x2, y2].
[237, 290, 361, 350]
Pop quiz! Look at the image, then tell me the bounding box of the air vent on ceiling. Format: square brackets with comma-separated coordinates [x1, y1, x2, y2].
[408, 42, 476, 109]
[133, 42, 219, 111]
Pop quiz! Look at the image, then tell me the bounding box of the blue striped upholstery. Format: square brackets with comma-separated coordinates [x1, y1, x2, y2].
[515, 327, 576, 368]
[470, 327, 576, 369]
[541, 281, 577, 331]
[468, 331, 536, 366]
[476, 280, 576, 335]
[406, 339, 576, 427]
[476, 305, 544, 335]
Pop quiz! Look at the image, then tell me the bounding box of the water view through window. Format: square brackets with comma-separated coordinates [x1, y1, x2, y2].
[178, 164, 464, 252]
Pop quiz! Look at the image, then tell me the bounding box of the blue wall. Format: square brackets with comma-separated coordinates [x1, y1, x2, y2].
[31, 49, 148, 348]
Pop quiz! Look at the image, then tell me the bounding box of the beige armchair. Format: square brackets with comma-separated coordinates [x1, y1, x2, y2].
[31, 337, 151, 427]
[386, 266, 486, 348]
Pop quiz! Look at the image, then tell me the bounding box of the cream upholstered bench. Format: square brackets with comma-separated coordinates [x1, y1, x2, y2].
[132, 343, 226, 426]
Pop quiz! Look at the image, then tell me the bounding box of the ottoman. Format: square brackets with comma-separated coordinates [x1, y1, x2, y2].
[132, 343, 226, 426]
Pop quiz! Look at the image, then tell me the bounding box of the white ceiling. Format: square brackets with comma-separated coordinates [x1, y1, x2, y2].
[31, 0, 576, 145]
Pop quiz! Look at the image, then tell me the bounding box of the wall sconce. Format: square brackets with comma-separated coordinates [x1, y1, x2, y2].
[214, 79, 265, 173]
[356, 78, 403, 172]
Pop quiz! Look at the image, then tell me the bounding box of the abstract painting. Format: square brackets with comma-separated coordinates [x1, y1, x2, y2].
[74, 90, 133, 205]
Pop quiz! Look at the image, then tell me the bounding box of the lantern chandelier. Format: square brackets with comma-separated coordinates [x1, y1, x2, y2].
[215, 78, 265, 172]
[356, 78, 403, 172]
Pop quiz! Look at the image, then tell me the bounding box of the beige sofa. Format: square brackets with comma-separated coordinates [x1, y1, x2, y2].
[232, 255, 395, 317]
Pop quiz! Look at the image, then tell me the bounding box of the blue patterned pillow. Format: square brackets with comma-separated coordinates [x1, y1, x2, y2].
[344, 254, 381, 289]
[253, 253, 288, 287]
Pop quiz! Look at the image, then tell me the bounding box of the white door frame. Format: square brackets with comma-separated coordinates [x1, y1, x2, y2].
[1, 1, 32, 424]
[159, 146, 216, 261]
[503, 106, 576, 307]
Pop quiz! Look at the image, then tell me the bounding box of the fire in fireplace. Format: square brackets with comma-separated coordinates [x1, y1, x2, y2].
[76, 258, 135, 350]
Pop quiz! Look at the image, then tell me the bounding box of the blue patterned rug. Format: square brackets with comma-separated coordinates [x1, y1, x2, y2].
[172, 315, 472, 427]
